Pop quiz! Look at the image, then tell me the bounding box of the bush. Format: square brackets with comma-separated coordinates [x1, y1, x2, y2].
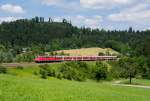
[56, 73, 63, 79]
[39, 69, 47, 79]
[16, 66, 24, 70]
[58, 62, 86, 81]
[33, 71, 38, 75]
[94, 62, 110, 81]
[39, 64, 49, 79]
[0, 66, 7, 74]
[98, 52, 105, 56]
[59, 64, 75, 80]
[37, 61, 113, 82]
[39, 64, 56, 79]
[47, 67, 56, 77]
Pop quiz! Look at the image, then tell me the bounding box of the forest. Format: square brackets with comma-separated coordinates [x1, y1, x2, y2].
[0, 17, 150, 80]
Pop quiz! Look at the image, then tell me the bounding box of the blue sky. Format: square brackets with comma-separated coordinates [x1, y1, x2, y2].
[0, 0, 150, 30]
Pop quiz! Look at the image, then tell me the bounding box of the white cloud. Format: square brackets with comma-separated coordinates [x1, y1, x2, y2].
[53, 15, 103, 29]
[107, 3, 150, 23]
[0, 4, 25, 14]
[41, 0, 80, 10]
[0, 17, 23, 23]
[41, 0, 136, 9]
[42, 0, 77, 7]
[80, 0, 134, 9]
[42, 0, 61, 6]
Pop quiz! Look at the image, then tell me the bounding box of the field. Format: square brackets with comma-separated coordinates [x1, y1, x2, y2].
[0, 74, 150, 101]
[52, 47, 119, 56]
[1, 62, 150, 101]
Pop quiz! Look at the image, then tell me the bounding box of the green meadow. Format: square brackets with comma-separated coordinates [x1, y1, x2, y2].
[0, 74, 150, 101]
[0, 62, 150, 101]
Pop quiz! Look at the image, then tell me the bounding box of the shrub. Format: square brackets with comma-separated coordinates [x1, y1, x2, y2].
[94, 62, 109, 81]
[39, 64, 49, 79]
[56, 73, 63, 79]
[0, 66, 7, 74]
[33, 71, 38, 75]
[98, 52, 105, 56]
[39, 64, 56, 79]
[39, 69, 47, 79]
[47, 67, 56, 77]
[58, 62, 86, 81]
[16, 66, 24, 70]
[39, 64, 49, 70]
[59, 64, 74, 80]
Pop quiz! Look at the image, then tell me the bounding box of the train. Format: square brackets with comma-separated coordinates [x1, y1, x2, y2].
[34, 56, 118, 63]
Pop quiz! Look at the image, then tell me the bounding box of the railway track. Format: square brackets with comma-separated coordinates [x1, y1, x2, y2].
[1, 62, 60, 68]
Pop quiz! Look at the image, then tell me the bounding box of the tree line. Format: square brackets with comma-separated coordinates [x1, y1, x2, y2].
[0, 17, 149, 56]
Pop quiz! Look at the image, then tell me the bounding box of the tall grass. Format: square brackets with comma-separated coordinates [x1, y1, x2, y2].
[0, 74, 150, 101]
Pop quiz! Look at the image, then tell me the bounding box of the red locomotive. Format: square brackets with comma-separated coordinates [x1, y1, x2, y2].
[34, 56, 117, 63]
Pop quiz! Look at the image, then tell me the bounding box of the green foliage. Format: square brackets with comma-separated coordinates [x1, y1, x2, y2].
[108, 61, 122, 79]
[33, 71, 38, 75]
[104, 40, 130, 54]
[109, 56, 150, 81]
[16, 66, 24, 70]
[47, 67, 56, 77]
[0, 17, 149, 81]
[118, 57, 138, 83]
[136, 56, 150, 79]
[135, 38, 150, 56]
[0, 44, 6, 51]
[39, 69, 47, 79]
[94, 62, 110, 81]
[0, 17, 149, 63]
[39, 68, 47, 79]
[0, 50, 13, 63]
[0, 66, 7, 73]
[98, 52, 105, 56]
[15, 52, 36, 62]
[0, 17, 149, 58]
[39, 64, 49, 79]
[39, 64, 56, 79]
[58, 62, 86, 81]
[37, 62, 91, 81]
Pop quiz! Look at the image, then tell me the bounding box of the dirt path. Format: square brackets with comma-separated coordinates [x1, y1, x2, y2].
[112, 81, 150, 89]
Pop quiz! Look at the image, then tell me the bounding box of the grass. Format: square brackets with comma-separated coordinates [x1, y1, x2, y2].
[6, 62, 63, 77]
[2, 62, 150, 101]
[52, 47, 119, 56]
[0, 74, 150, 101]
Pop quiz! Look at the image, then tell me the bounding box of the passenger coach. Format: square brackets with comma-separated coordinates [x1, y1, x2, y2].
[35, 56, 117, 63]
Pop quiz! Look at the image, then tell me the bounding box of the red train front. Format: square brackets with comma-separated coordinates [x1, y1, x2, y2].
[35, 56, 62, 63]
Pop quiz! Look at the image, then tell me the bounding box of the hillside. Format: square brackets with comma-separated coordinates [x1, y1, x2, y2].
[0, 74, 150, 101]
[53, 47, 119, 56]
[0, 18, 149, 63]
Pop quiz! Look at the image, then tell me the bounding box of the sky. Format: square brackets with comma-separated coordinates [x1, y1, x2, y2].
[0, 0, 150, 30]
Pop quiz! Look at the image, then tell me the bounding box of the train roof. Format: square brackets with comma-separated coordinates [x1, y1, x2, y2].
[37, 56, 117, 57]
